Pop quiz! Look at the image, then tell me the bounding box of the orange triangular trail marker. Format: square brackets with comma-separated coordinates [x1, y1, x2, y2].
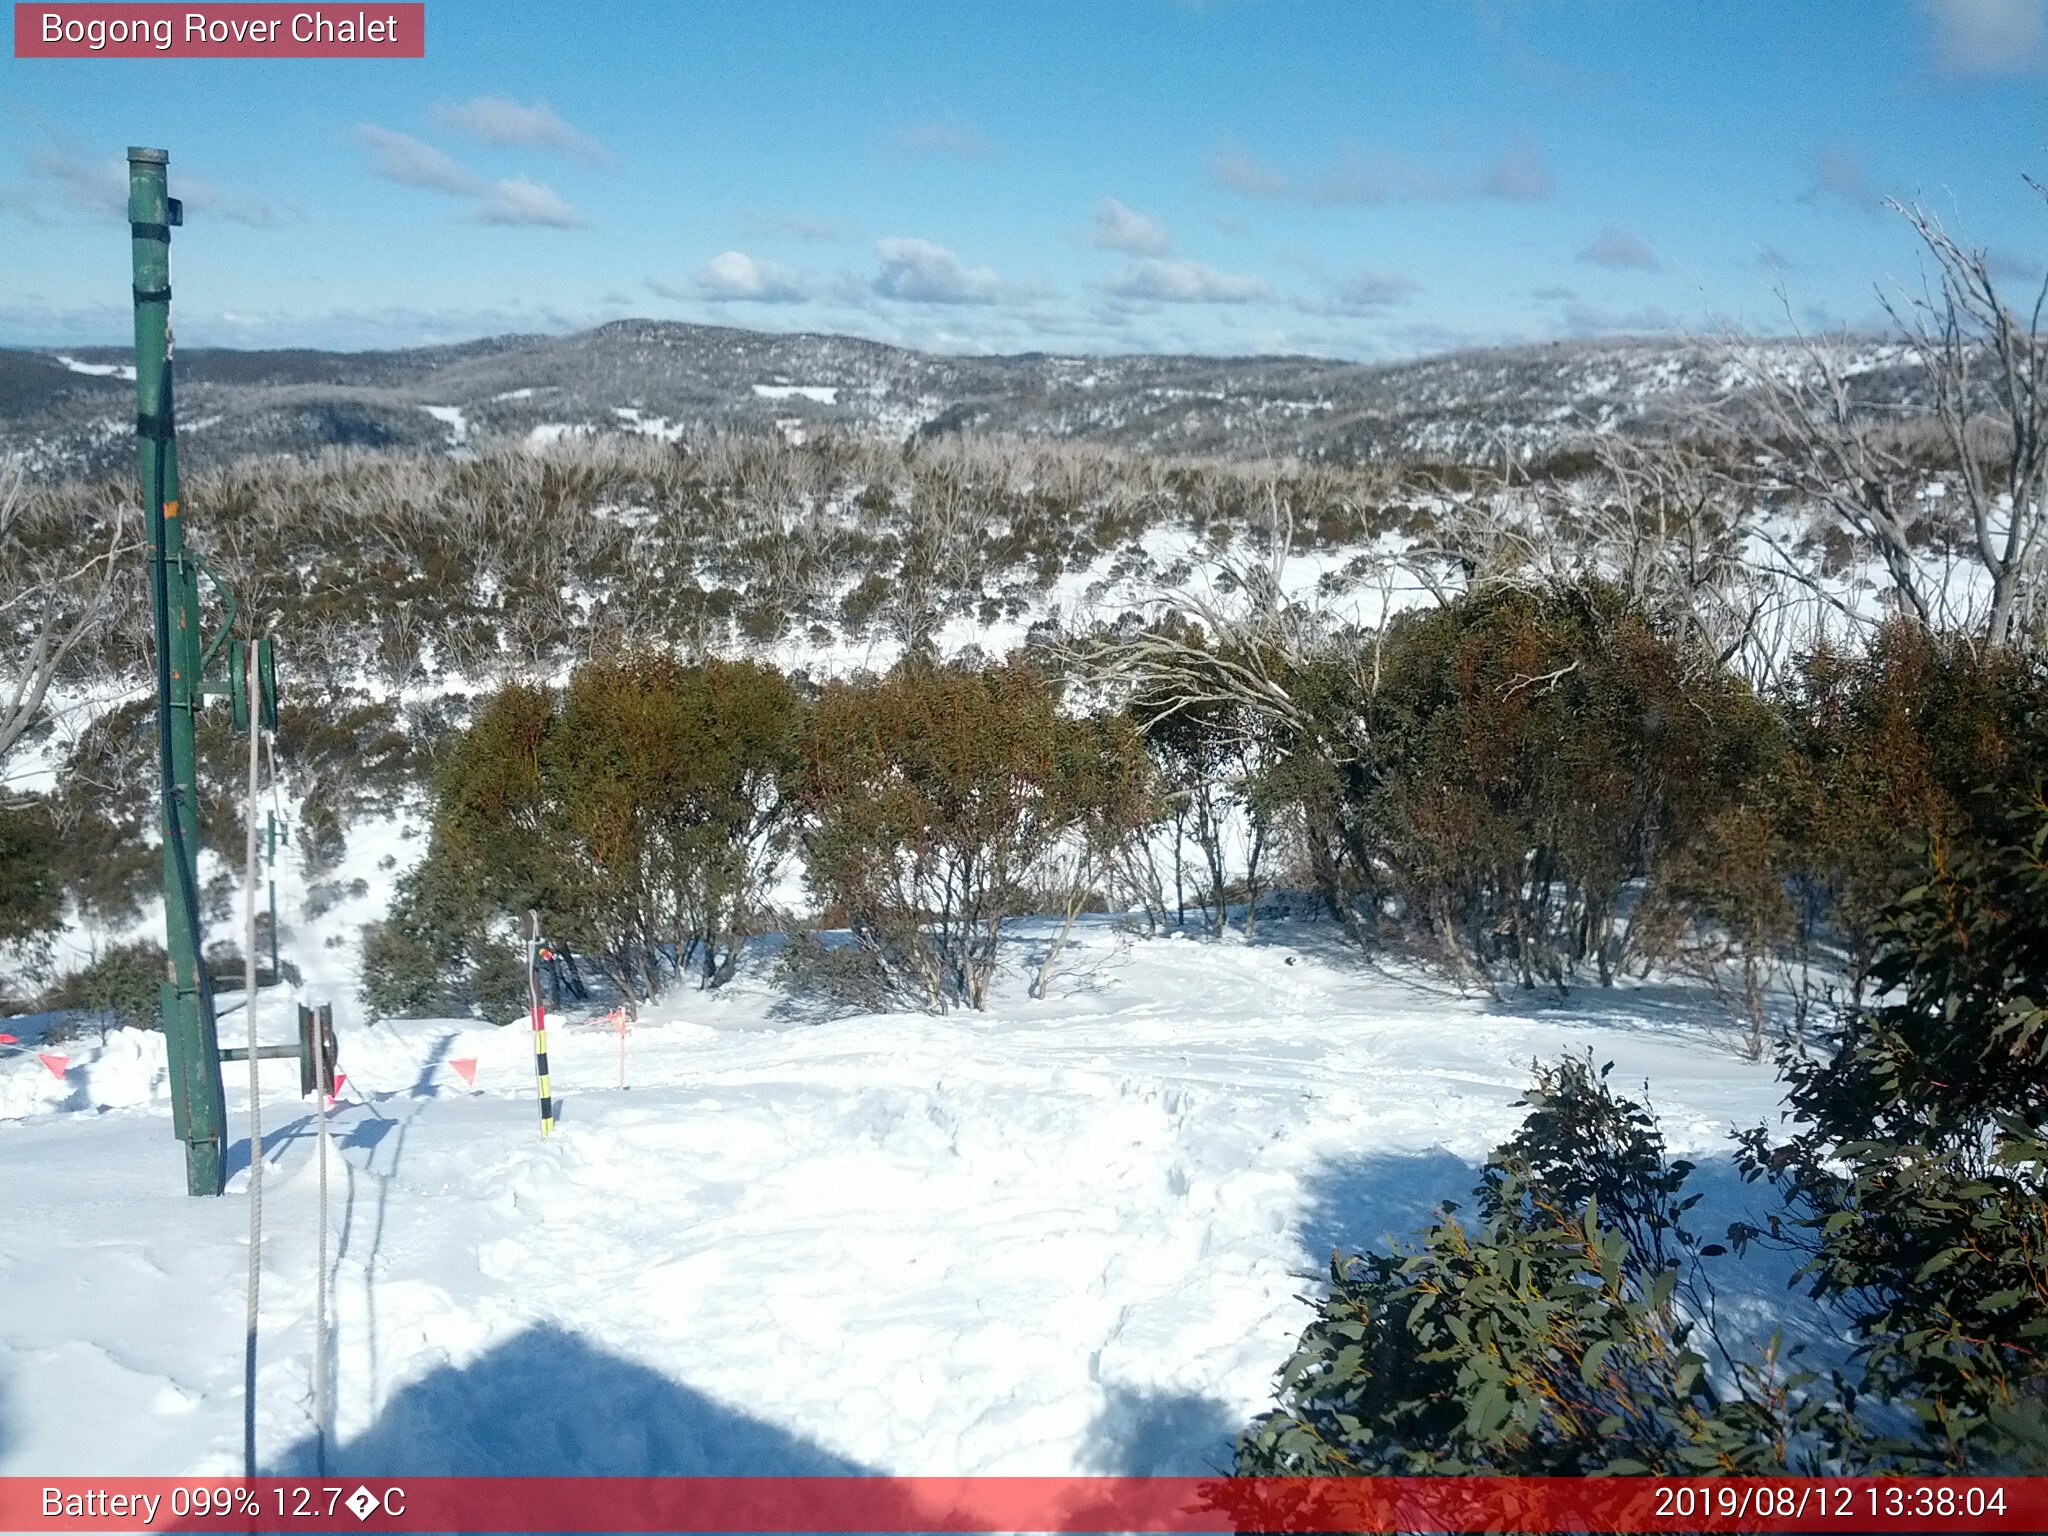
[451, 1058, 478, 1086]
[38, 1053, 68, 1079]
[0, 1033, 18, 1044]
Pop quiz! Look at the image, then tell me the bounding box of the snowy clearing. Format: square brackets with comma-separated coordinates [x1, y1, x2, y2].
[421, 405, 468, 448]
[0, 916, 1816, 1477]
[52, 353, 136, 381]
[752, 384, 839, 405]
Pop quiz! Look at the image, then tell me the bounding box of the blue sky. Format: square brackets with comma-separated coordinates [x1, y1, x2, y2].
[3, 0, 2045, 358]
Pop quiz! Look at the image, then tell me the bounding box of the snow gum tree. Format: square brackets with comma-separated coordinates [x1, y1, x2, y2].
[363, 657, 802, 1017]
[796, 660, 1153, 1011]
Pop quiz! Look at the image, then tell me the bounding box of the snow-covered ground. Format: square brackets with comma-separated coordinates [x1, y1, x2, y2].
[0, 915, 1819, 1478]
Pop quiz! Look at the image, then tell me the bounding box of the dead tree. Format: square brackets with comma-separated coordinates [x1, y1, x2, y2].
[1725, 183, 2048, 648]
[1881, 190, 2048, 648]
[0, 466, 135, 774]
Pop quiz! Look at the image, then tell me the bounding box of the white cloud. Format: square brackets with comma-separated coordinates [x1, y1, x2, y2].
[472, 177, 586, 229]
[1325, 268, 1423, 312]
[885, 120, 993, 160]
[1560, 300, 1679, 336]
[1311, 147, 1447, 204]
[872, 238, 1001, 303]
[1209, 145, 1291, 199]
[1576, 227, 1660, 270]
[1480, 144, 1554, 202]
[355, 125, 478, 195]
[1086, 197, 1172, 255]
[21, 143, 285, 226]
[1219, 138, 1556, 205]
[27, 146, 125, 217]
[668, 251, 809, 303]
[1102, 258, 1269, 304]
[1804, 142, 1887, 217]
[1985, 248, 2045, 283]
[436, 97, 609, 162]
[1921, 0, 2048, 77]
[744, 212, 843, 241]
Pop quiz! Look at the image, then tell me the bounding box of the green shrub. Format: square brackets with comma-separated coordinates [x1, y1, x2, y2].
[0, 798, 61, 977]
[797, 660, 1149, 1011]
[1735, 802, 2048, 1469]
[386, 654, 803, 1010]
[774, 929, 898, 1014]
[42, 941, 168, 1032]
[1775, 622, 2048, 998]
[1264, 583, 1785, 993]
[469, 939, 532, 1023]
[1238, 1053, 1839, 1479]
[359, 844, 494, 1019]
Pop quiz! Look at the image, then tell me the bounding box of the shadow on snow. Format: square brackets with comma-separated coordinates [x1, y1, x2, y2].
[1289, 1146, 1850, 1374]
[267, 1323, 878, 1477]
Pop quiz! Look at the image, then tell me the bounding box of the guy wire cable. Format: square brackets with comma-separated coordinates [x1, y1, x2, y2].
[241, 632, 264, 1478]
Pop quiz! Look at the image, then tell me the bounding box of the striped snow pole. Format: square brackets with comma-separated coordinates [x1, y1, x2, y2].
[525, 911, 554, 1138]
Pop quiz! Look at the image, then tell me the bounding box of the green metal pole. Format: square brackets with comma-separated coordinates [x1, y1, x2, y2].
[131, 146, 226, 1196]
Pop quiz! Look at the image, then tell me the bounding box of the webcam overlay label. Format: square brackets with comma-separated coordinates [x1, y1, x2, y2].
[15, 4, 424, 57]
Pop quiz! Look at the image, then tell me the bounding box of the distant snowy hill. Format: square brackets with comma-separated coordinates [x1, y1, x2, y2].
[0, 321, 1924, 474]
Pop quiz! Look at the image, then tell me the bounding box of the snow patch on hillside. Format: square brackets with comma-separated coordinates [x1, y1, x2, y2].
[54, 354, 136, 381]
[753, 384, 839, 405]
[422, 405, 468, 447]
[526, 423, 596, 449]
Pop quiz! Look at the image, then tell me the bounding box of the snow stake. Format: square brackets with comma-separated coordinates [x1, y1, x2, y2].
[609, 1004, 632, 1091]
[525, 911, 555, 1137]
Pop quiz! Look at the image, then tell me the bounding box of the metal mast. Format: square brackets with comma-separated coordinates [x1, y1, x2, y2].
[131, 145, 227, 1195]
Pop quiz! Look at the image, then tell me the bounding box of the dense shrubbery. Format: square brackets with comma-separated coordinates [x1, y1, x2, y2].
[351, 583, 2047, 1043]
[0, 799, 62, 990]
[1732, 804, 2048, 1468]
[366, 653, 1157, 1019]
[364, 656, 801, 1018]
[1366, 586, 1782, 992]
[1773, 625, 2048, 998]
[795, 661, 1154, 1010]
[40, 939, 168, 1032]
[31, 435, 1358, 693]
[1237, 1054, 1837, 1478]
[1105, 588, 2048, 1056]
[1238, 799, 2048, 1479]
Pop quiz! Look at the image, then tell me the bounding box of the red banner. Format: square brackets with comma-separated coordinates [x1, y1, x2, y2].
[1, 1476, 2044, 1533]
[13, 4, 423, 58]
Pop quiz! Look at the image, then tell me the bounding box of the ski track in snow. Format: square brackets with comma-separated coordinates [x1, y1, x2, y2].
[0, 919, 1821, 1477]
